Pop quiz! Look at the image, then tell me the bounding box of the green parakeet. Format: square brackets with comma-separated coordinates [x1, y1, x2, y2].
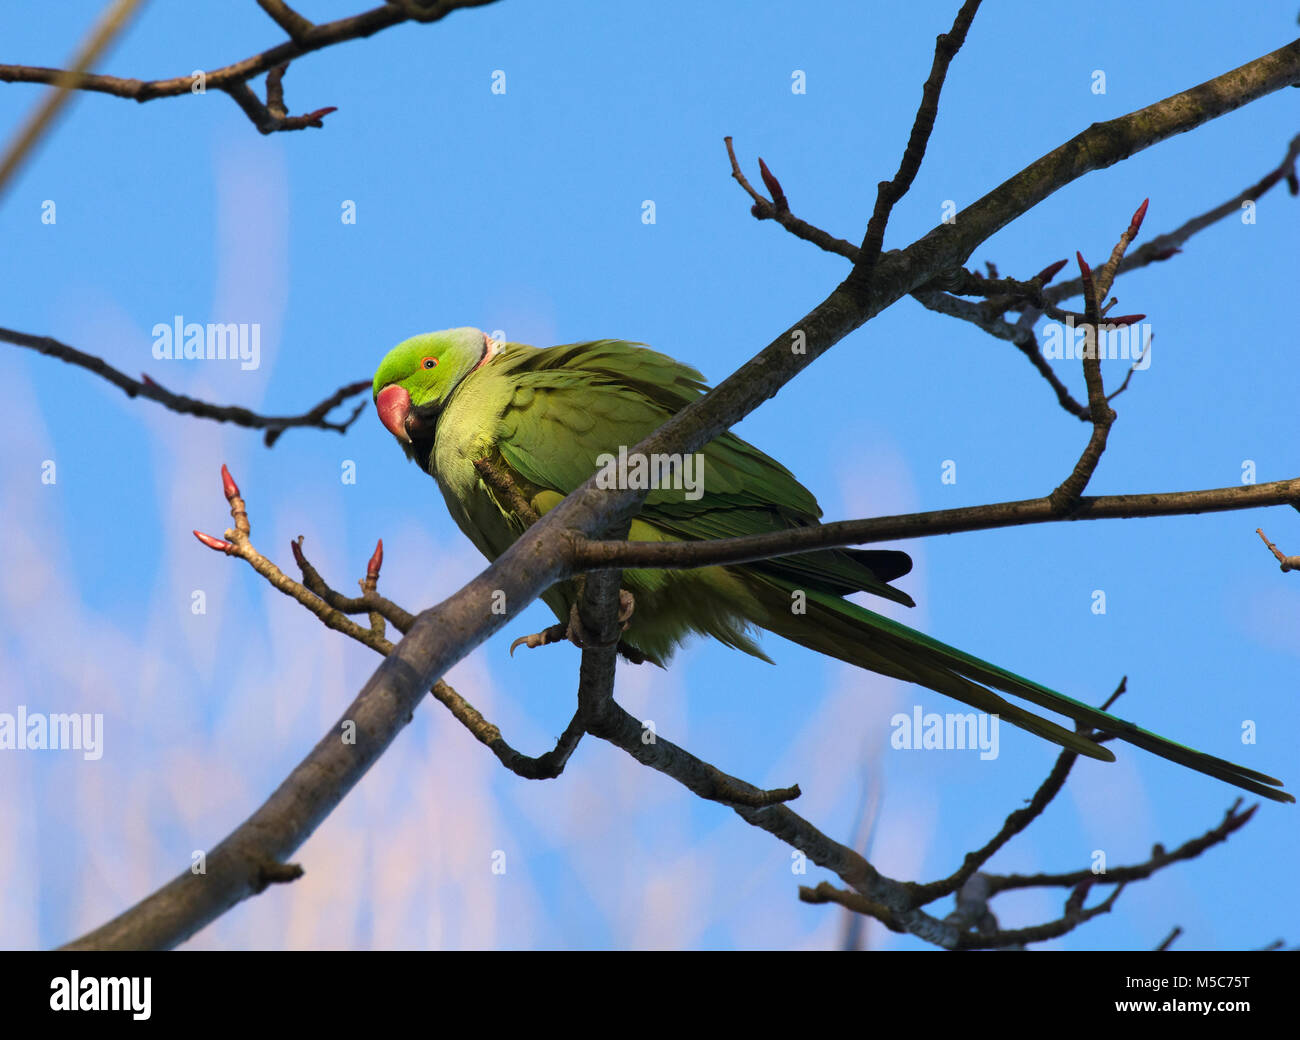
[372, 327, 1291, 803]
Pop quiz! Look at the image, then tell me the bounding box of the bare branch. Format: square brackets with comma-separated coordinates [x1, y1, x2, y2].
[1045, 251, 1119, 512]
[723, 137, 860, 260]
[1044, 199, 1150, 512]
[985, 800, 1256, 894]
[853, 0, 983, 280]
[0, 326, 370, 445]
[277, 525, 587, 784]
[222, 69, 337, 135]
[1044, 132, 1300, 304]
[912, 737, 1084, 906]
[954, 881, 1126, 950]
[1155, 925, 1183, 951]
[724, 0, 982, 279]
[799, 882, 906, 933]
[570, 478, 1300, 572]
[1257, 527, 1300, 572]
[256, 0, 315, 43]
[730, 124, 1297, 433]
[0, 0, 500, 134]
[909, 678, 1127, 906]
[291, 537, 415, 632]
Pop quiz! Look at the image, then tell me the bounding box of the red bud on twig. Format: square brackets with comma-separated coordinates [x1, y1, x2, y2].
[367, 538, 384, 581]
[305, 106, 337, 127]
[220, 464, 240, 501]
[1076, 251, 1095, 305]
[1128, 198, 1149, 237]
[757, 157, 787, 209]
[140, 373, 158, 387]
[194, 530, 233, 553]
[1103, 314, 1146, 327]
[290, 537, 306, 570]
[1035, 258, 1068, 284]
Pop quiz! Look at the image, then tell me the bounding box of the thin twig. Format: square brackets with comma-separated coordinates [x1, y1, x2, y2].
[954, 882, 1126, 950]
[908, 678, 1126, 906]
[1044, 133, 1300, 305]
[850, 0, 982, 284]
[569, 478, 1300, 572]
[0, 1, 499, 134]
[1046, 195, 1149, 514]
[985, 800, 1256, 894]
[1155, 925, 1183, 951]
[256, 0, 315, 43]
[0, 326, 370, 445]
[191, 467, 589, 784]
[723, 137, 861, 260]
[799, 882, 906, 933]
[1257, 528, 1300, 572]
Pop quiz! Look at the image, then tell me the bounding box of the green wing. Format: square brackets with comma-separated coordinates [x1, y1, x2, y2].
[492, 340, 912, 606]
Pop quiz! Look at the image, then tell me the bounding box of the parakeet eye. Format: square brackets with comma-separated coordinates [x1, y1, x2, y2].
[421, 356, 438, 370]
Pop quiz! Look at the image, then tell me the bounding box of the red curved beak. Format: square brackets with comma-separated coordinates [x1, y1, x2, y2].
[375, 384, 412, 443]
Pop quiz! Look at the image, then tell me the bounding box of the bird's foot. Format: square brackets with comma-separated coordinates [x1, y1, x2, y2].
[568, 589, 635, 646]
[508, 590, 636, 656]
[616, 588, 635, 627]
[564, 590, 634, 644]
[508, 622, 568, 656]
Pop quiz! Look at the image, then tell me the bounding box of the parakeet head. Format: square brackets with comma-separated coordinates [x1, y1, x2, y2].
[372, 327, 496, 452]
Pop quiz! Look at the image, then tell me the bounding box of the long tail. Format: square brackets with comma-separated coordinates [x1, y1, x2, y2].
[758, 583, 1292, 804]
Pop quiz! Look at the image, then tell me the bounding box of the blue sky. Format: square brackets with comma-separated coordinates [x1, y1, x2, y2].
[1, 0, 1298, 949]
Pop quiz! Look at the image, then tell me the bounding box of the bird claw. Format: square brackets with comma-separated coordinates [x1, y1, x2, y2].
[567, 590, 636, 648]
[617, 589, 635, 627]
[508, 623, 567, 656]
[508, 591, 636, 656]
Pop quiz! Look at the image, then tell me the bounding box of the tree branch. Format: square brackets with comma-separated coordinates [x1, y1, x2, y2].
[569, 478, 1300, 572]
[0, 0, 500, 134]
[853, 0, 983, 280]
[1155, 925, 1184, 951]
[954, 880, 1126, 950]
[0, 326, 370, 446]
[1042, 132, 1300, 305]
[985, 800, 1256, 894]
[729, 121, 1298, 428]
[256, 0, 315, 43]
[1257, 527, 1300, 572]
[908, 678, 1127, 906]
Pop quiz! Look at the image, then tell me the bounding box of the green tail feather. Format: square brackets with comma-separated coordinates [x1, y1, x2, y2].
[762, 584, 1292, 804]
